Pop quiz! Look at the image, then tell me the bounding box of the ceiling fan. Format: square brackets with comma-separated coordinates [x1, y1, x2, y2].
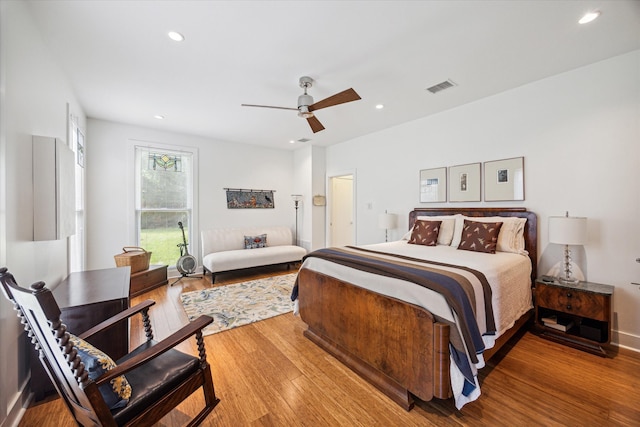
[241, 76, 361, 133]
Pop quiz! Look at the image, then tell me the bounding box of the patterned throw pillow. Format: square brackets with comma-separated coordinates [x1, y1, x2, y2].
[68, 334, 132, 409]
[408, 220, 442, 246]
[244, 234, 267, 249]
[457, 220, 503, 254]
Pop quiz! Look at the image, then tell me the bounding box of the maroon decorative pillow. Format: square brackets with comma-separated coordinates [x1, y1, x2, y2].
[457, 220, 503, 254]
[408, 220, 442, 246]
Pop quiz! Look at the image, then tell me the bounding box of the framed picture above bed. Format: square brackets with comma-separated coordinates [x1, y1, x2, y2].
[419, 167, 447, 203]
[484, 157, 524, 201]
[449, 162, 480, 202]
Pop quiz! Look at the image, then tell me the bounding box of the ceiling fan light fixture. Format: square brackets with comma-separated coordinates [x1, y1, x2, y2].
[297, 105, 313, 118]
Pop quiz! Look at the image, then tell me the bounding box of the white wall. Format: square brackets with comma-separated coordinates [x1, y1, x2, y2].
[0, 1, 86, 424]
[86, 119, 296, 271]
[292, 146, 312, 250]
[310, 146, 327, 251]
[292, 145, 326, 252]
[325, 50, 640, 351]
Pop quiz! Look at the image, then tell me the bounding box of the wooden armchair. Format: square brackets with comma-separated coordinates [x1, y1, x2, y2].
[0, 267, 220, 426]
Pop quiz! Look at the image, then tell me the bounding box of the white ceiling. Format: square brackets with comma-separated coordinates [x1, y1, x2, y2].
[26, 1, 640, 150]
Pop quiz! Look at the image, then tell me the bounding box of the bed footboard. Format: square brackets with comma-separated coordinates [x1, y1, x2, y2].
[298, 268, 451, 410]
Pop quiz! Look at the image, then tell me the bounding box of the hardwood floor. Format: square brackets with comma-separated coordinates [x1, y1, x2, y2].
[20, 266, 640, 426]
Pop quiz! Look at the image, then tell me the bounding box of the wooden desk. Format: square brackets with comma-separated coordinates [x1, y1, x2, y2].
[31, 267, 131, 401]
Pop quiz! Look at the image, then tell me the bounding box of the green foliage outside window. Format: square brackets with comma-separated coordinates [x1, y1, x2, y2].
[136, 148, 194, 266]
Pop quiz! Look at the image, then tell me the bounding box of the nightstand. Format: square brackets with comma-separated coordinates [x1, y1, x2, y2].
[534, 278, 613, 357]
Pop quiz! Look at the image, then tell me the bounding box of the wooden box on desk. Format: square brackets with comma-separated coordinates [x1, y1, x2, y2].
[130, 264, 168, 297]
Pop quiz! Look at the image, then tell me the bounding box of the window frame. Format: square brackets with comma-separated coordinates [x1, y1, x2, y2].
[68, 112, 85, 273]
[131, 142, 199, 275]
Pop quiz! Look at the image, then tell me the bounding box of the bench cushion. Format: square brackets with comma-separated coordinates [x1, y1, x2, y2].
[203, 245, 306, 273]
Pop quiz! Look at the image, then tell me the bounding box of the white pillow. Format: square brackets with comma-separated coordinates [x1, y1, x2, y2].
[436, 214, 466, 248]
[459, 216, 527, 254]
[403, 215, 462, 246]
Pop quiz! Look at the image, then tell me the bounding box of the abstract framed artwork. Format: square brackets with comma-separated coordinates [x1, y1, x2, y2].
[449, 162, 481, 202]
[419, 167, 447, 203]
[484, 157, 524, 201]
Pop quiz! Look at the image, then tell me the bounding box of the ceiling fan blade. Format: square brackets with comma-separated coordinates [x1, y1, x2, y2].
[241, 104, 298, 111]
[309, 88, 361, 112]
[307, 115, 325, 133]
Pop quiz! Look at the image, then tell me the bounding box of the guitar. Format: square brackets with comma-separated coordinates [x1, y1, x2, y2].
[176, 221, 197, 275]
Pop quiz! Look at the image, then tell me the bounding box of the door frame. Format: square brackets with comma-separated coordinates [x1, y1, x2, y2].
[326, 170, 357, 247]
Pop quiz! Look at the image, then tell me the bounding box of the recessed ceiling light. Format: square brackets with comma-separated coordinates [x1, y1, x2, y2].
[579, 11, 600, 24]
[289, 140, 295, 144]
[154, 115, 165, 120]
[375, 104, 384, 110]
[168, 31, 185, 42]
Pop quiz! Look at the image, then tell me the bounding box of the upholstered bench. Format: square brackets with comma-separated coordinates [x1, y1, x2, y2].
[201, 226, 306, 283]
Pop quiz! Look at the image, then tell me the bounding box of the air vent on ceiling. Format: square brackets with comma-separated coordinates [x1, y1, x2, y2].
[426, 79, 457, 94]
[297, 138, 311, 143]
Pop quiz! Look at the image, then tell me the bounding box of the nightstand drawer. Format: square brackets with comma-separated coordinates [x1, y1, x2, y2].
[536, 282, 609, 321]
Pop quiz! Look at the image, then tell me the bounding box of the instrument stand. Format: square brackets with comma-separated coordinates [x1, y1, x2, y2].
[170, 273, 203, 286]
[173, 221, 201, 286]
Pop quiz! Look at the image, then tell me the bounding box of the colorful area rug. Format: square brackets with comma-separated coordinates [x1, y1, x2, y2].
[180, 273, 297, 336]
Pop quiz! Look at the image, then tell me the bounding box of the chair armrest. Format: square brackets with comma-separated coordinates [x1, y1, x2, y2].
[77, 300, 156, 340]
[94, 315, 213, 386]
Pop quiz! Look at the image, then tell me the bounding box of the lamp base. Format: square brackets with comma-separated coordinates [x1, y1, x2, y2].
[558, 244, 580, 285]
[557, 275, 580, 285]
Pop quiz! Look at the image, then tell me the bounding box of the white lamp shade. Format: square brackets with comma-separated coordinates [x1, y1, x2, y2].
[549, 216, 587, 245]
[378, 213, 397, 229]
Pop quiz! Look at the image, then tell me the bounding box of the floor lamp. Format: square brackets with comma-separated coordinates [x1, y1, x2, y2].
[291, 194, 303, 246]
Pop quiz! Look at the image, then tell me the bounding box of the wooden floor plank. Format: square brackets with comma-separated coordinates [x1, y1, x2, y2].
[18, 267, 640, 426]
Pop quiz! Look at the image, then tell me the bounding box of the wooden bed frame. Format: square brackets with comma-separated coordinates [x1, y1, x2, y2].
[297, 207, 537, 410]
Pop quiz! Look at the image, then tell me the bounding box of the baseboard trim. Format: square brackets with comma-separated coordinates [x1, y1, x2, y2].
[4, 386, 32, 427]
[612, 329, 640, 355]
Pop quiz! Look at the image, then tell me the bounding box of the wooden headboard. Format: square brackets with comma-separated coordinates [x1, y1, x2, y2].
[409, 207, 538, 283]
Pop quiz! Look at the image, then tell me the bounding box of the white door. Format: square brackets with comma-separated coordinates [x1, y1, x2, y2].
[330, 175, 354, 247]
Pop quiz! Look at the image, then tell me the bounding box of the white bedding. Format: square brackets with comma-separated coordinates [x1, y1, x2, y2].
[297, 241, 533, 408]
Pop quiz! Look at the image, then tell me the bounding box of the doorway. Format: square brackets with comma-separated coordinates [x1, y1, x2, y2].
[329, 174, 354, 247]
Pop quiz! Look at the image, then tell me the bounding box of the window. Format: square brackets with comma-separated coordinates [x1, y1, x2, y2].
[134, 146, 196, 268]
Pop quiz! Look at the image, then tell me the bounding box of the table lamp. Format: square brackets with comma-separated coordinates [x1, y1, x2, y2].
[378, 211, 397, 242]
[548, 212, 587, 284]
